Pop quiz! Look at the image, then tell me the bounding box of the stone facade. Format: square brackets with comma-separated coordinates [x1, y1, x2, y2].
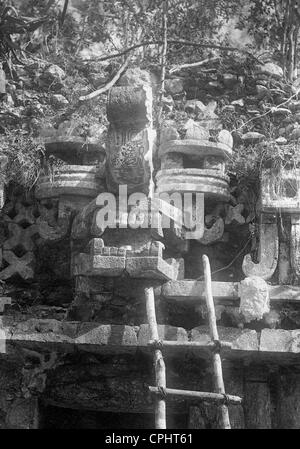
[1, 66, 300, 429]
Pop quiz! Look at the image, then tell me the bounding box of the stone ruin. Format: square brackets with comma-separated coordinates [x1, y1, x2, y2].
[1, 67, 300, 428]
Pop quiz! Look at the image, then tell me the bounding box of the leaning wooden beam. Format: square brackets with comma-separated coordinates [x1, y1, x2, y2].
[145, 287, 167, 429]
[203, 255, 231, 429]
[149, 387, 242, 405]
[148, 340, 233, 350]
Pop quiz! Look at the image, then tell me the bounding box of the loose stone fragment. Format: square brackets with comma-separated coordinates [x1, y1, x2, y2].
[239, 276, 270, 323]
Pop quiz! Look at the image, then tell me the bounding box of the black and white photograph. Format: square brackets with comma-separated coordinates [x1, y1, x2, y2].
[0, 0, 298, 435]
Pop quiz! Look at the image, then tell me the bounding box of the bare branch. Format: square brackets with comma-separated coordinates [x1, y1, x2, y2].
[157, 0, 168, 139]
[60, 0, 69, 27]
[78, 56, 130, 102]
[169, 56, 220, 74]
[91, 39, 253, 63]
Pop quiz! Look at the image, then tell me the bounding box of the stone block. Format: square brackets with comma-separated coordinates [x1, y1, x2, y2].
[73, 253, 126, 277]
[244, 382, 272, 429]
[125, 255, 183, 280]
[261, 168, 300, 213]
[239, 276, 270, 322]
[92, 255, 126, 276]
[156, 168, 230, 201]
[106, 127, 155, 194]
[75, 324, 137, 347]
[6, 398, 39, 429]
[137, 324, 188, 346]
[190, 326, 259, 351]
[260, 329, 300, 353]
[0, 250, 35, 280]
[197, 217, 224, 245]
[35, 165, 101, 203]
[159, 139, 232, 159]
[242, 213, 278, 280]
[107, 85, 152, 126]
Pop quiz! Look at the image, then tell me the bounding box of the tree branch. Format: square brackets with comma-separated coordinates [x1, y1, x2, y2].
[60, 0, 69, 27]
[157, 0, 168, 138]
[169, 56, 220, 74]
[78, 56, 130, 102]
[91, 39, 253, 63]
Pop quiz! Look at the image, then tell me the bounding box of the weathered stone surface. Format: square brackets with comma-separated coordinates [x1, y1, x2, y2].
[190, 326, 259, 351]
[290, 214, 300, 278]
[125, 255, 183, 280]
[0, 250, 35, 280]
[161, 280, 300, 305]
[156, 168, 230, 202]
[160, 125, 180, 144]
[3, 222, 38, 252]
[261, 168, 300, 212]
[260, 329, 300, 353]
[75, 323, 138, 347]
[239, 276, 270, 322]
[197, 217, 224, 245]
[36, 215, 70, 242]
[71, 197, 98, 240]
[277, 372, 300, 428]
[6, 398, 39, 429]
[35, 165, 101, 202]
[263, 309, 281, 328]
[118, 68, 152, 87]
[107, 85, 152, 126]
[161, 153, 183, 169]
[73, 253, 125, 277]
[106, 127, 155, 194]
[105, 71, 154, 195]
[225, 204, 245, 225]
[242, 213, 278, 280]
[188, 406, 206, 429]
[162, 280, 240, 302]
[73, 238, 183, 280]
[138, 324, 188, 346]
[159, 139, 232, 158]
[244, 382, 272, 429]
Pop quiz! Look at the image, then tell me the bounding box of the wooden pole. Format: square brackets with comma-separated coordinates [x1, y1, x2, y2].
[149, 387, 241, 405]
[145, 287, 166, 429]
[202, 254, 231, 429]
[148, 340, 232, 350]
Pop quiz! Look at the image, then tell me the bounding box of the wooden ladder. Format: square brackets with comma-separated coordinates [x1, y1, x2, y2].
[145, 254, 242, 429]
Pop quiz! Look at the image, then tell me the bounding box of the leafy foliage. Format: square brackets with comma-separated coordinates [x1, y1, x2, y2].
[0, 4, 47, 64]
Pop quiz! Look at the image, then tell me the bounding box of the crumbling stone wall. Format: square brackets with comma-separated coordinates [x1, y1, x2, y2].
[1, 61, 300, 429]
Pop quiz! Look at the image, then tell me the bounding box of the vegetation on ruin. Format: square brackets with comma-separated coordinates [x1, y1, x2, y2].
[0, 0, 300, 190]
